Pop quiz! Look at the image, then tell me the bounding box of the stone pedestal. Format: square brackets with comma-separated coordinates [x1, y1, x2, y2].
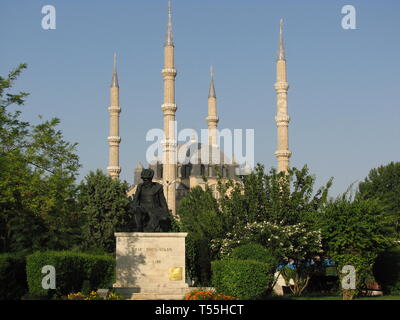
[113, 232, 190, 300]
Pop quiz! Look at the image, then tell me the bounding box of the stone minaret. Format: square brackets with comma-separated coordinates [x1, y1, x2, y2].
[107, 53, 121, 179]
[161, 1, 177, 215]
[274, 19, 291, 173]
[206, 67, 219, 147]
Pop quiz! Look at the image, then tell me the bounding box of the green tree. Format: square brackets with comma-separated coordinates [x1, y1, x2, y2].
[317, 194, 394, 299]
[177, 186, 228, 285]
[178, 164, 332, 290]
[218, 164, 332, 229]
[0, 64, 81, 252]
[356, 162, 400, 239]
[78, 170, 131, 253]
[216, 164, 332, 295]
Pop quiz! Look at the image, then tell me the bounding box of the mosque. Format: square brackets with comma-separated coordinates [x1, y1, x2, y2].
[106, 2, 291, 215]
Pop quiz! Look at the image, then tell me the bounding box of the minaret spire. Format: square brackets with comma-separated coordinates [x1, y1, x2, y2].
[111, 52, 119, 87]
[274, 19, 291, 173]
[107, 53, 121, 179]
[278, 19, 285, 61]
[162, 0, 177, 215]
[208, 66, 216, 98]
[165, 0, 174, 46]
[206, 66, 219, 149]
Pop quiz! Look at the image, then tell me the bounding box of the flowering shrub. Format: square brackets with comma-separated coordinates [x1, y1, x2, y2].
[184, 289, 236, 300]
[212, 221, 323, 262]
[211, 221, 324, 296]
[106, 292, 123, 300]
[67, 292, 89, 300]
[65, 291, 122, 300]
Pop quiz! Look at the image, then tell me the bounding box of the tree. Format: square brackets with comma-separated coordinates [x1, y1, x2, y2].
[0, 64, 81, 252]
[177, 186, 227, 285]
[316, 194, 394, 299]
[215, 164, 332, 295]
[214, 220, 323, 296]
[78, 170, 131, 253]
[178, 163, 332, 291]
[356, 162, 400, 239]
[217, 164, 332, 229]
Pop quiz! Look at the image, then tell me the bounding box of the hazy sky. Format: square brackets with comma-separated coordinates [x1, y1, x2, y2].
[1, 0, 399, 197]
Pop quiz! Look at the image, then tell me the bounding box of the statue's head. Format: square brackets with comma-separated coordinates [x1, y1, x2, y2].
[141, 168, 154, 183]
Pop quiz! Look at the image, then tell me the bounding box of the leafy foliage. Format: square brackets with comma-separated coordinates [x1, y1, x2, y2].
[373, 246, 400, 295]
[178, 164, 331, 291]
[26, 251, 115, 298]
[211, 259, 274, 300]
[214, 221, 323, 263]
[316, 194, 395, 299]
[230, 243, 278, 272]
[318, 196, 393, 259]
[0, 252, 27, 299]
[214, 220, 324, 296]
[357, 162, 400, 239]
[217, 164, 332, 228]
[177, 186, 228, 285]
[78, 170, 131, 253]
[0, 64, 81, 253]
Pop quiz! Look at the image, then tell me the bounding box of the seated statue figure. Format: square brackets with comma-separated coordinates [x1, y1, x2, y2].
[128, 168, 172, 232]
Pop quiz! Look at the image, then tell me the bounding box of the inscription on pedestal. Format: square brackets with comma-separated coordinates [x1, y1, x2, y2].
[114, 232, 189, 299]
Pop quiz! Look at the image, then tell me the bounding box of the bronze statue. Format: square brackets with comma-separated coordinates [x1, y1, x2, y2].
[128, 168, 172, 232]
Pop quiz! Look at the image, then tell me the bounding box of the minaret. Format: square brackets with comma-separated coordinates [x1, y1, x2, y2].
[107, 53, 121, 179]
[274, 19, 291, 173]
[161, 0, 177, 215]
[206, 66, 219, 147]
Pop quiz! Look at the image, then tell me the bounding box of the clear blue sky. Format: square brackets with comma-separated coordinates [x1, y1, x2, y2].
[1, 0, 399, 197]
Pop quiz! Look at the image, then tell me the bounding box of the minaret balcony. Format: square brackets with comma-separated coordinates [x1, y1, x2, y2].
[206, 115, 219, 122]
[275, 150, 292, 158]
[108, 106, 121, 113]
[108, 136, 121, 144]
[161, 68, 177, 77]
[275, 115, 290, 125]
[161, 139, 177, 148]
[274, 82, 289, 91]
[107, 166, 121, 174]
[161, 103, 177, 112]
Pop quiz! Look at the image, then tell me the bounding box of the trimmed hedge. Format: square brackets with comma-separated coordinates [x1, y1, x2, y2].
[26, 251, 115, 298]
[0, 253, 27, 300]
[211, 259, 274, 300]
[230, 243, 278, 273]
[373, 247, 400, 294]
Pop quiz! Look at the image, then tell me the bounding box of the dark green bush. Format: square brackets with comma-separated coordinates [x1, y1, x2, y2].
[230, 243, 278, 273]
[373, 247, 400, 294]
[26, 251, 115, 298]
[211, 259, 274, 299]
[0, 253, 27, 299]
